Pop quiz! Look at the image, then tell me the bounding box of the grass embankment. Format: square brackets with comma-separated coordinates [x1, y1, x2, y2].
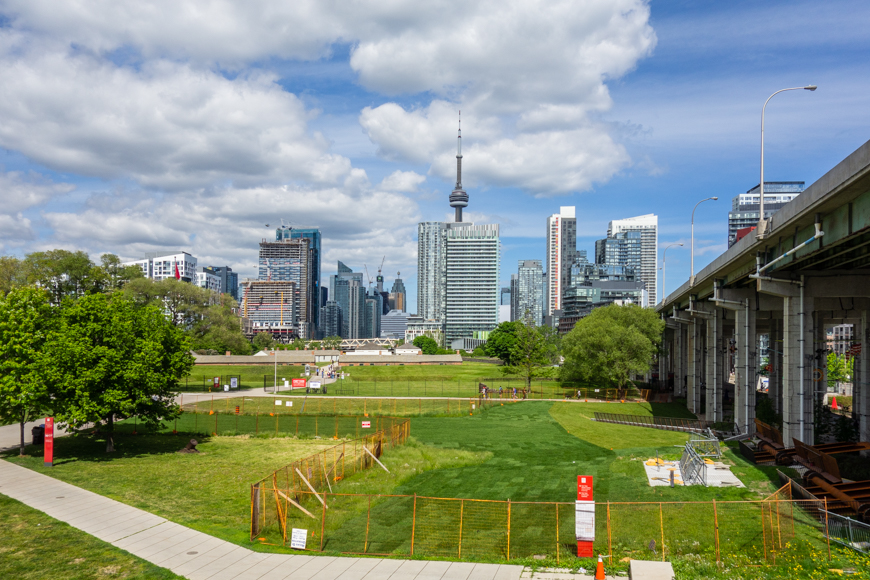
[0, 494, 183, 580]
[183, 395, 488, 417]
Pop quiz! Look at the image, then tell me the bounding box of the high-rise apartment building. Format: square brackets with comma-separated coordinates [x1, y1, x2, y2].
[416, 121, 500, 344]
[329, 261, 366, 339]
[728, 182, 804, 246]
[546, 207, 577, 317]
[195, 269, 221, 293]
[389, 276, 406, 312]
[276, 226, 322, 331]
[202, 266, 238, 299]
[381, 310, 410, 339]
[606, 214, 657, 307]
[365, 293, 382, 339]
[512, 260, 544, 324]
[500, 286, 511, 306]
[320, 300, 342, 338]
[258, 238, 313, 338]
[240, 280, 297, 339]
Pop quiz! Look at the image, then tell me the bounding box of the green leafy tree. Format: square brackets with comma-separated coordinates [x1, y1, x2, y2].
[253, 332, 275, 351]
[322, 335, 343, 350]
[537, 324, 562, 365]
[123, 277, 215, 327]
[826, 352, 850, 390]
[560, 304, 664, 388]
[503, 315, 551, 388]
[0, 287, 54, 455]
[0, 256, 25, 296]
[413, 335, 439, 355]
[98, 253, 145, 290]
[189, 295, 252, 355]
[485, 320, 523, 364]
[21, 249, 101, 303]
[41, 294, 194, 452]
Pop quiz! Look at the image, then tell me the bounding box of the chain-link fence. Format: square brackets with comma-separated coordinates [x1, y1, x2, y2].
[250, 480, 839, 565]
[180, 395, 497, 419]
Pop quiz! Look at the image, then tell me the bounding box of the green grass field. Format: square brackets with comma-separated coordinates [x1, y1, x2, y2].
[7, 399, 865, 577]
[182, 395, 490, 417]
[0, 494, 183, 580]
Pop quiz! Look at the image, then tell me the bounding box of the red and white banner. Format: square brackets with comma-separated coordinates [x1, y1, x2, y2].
[44, 417, 54, 467]
[575, 475, 594, 557]
[291, 378, 307, 389]
[362, 421, 371, 429]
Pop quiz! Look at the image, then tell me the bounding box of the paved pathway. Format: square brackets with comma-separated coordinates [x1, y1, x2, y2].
[0, 460, 610, 580]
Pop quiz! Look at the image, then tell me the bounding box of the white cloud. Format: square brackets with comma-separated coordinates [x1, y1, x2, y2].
[0, 213, 34, 240]
[379, 170, 426, 193]
[0, 43, 352, 191]
[0, 170, 75, 212]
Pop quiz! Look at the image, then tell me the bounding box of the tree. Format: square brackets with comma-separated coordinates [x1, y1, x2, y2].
[413, 335, 439, 355]
[322, 335, 343, 350]
[41, 294, 194, 452]
[0, 287, 54, 455]
[560, 304, 664, 388]
[0, 256, 25, 296]
[537, 324, 563, 365]
[189, 295, 252, 355]
[98, 253, 144, 290]
[503, 315, 551, 388]
[123, 277, 215, 327]
[827, 352, 850, 391]
[253, 332, 275, 351]
[21, 250, 101, 303]
[485, 320, 523, 364]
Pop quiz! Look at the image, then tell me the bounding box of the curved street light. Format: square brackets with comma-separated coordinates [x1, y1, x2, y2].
[691, 197, 718, 286]
[661, 242, 684, 305]
[758, 85, 817, 238]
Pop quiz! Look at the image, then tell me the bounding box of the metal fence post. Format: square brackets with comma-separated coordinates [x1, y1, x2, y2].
[713, 499, 720, 563]
[320, 492, 327, 551]
[607, 501, 612, 557]
[507, 499, 511, 560]
[411, 494, 417, 556]
[458, 499, 464, 559]
[824, 498, 832, 560]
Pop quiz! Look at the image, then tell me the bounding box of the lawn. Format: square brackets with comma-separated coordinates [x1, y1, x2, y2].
[0, 494, 183, 580]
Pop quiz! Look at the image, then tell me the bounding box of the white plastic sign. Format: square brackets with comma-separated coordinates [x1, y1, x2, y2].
[362, 421, 371, 428]
[290, 528, 307, 549]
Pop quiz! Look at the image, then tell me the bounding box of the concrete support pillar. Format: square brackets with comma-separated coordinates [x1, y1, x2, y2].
[858, 312, 870, 442]
[782, 291, 813, 445]
[674, 324, 687, 398]
[688, 318, 704, 415]
[770, 320, 783, 415]
[706, 309, 723, 423]
[735, 299, 757, 435]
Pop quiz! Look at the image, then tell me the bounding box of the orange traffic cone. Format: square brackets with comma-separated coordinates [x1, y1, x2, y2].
[595, 554, 606, 580]
[831, 396, 839, 410]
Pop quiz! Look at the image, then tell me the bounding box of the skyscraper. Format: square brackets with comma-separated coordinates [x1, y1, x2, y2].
[546, 206, 577, 317]
[416, 119, 500, 344]
[203, 266, 238, 299]
[276, 226, 322, 331]
[258, 238, 312, 338]
[606, 214, 657, 307]
[329, 261, 365, 339]
[320, 300, 342, 338]
[513, 259, 544, 324]
[389, 276, 406, 312]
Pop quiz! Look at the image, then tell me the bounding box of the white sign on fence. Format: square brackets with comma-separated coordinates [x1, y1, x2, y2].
[362, 421, 371, 428]
[286, 400, 292, 406]
[230, 378, 238, 389]
[575, 501, 595, 543]
[275, 400, 282, 406]
[290, 528, 307, 549]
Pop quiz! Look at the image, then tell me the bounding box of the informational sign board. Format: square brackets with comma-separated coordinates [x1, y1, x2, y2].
[44, 417, 54, 467]
[214, 377, 220, 387]
[224, 385, 229, 392]
[290, 528, 307, 549]
[230, 378, 238, 389]
[291, 378, 306, 389]
[362, 421, 371, 429]
[309, 381, 321, 391]
[286, 401, 293, 407]
[575, 475, 594, 557]
[275, 400, 282, 406]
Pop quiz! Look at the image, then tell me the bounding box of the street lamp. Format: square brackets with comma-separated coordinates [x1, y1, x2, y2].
[690, 197, 718, 285]
[661, 242, 684, 304]
[758, 85, 817, 238]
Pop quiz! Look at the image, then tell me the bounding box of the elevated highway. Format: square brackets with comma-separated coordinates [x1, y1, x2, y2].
[657, 139, 870, 444]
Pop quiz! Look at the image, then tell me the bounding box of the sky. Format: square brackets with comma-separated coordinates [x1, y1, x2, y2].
[1, 0, 869, 307]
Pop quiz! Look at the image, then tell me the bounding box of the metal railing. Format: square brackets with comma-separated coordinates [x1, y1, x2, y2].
[680, 442, 707, 486]
[822, 510, 870, 553]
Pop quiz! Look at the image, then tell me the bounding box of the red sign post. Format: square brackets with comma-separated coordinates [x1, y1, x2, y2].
[291, 378, 306, 389]
[575, 475, 594, 557]
[44, 417, 54, 467]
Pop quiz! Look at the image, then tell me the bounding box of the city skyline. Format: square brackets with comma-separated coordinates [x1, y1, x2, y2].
[1, 1, 868, 304]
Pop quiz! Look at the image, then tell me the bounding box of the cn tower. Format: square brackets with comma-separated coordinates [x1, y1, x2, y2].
[449, 112, 468, 222]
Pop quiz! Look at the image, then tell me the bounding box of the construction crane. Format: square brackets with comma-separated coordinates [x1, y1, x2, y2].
[363, 264, 374, 290]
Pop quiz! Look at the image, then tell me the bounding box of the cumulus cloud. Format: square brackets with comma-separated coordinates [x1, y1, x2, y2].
[0, 170, 75, 212]
[0, 42, 351, 191]
[0, 213, 35, 240]
[379, 170, 426, 193]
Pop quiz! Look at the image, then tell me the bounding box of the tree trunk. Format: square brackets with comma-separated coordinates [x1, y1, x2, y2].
[19, 419, 25, 457]
[106, 413, 115, 453]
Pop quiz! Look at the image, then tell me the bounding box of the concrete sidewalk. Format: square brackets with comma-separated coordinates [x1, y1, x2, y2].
[1, 460, 605, 580]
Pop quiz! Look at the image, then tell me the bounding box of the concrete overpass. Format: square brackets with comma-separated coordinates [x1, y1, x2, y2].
[657, 139, 870, 445]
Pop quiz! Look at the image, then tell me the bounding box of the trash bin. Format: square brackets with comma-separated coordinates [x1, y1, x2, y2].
[31, 425, 45, 445]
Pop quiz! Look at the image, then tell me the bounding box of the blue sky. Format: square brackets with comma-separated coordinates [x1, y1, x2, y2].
[1, 0, 868, 308]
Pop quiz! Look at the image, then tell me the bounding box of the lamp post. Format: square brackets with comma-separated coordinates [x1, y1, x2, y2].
[661, 242, 684, 305]
[758, 85, 817, 238]
[690, 197, 718, 286]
